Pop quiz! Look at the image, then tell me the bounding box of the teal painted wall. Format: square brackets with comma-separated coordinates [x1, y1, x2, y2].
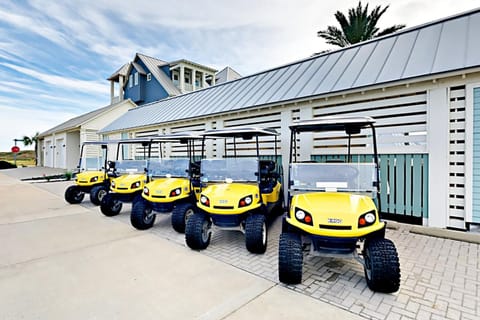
[311, 154, 428, 221]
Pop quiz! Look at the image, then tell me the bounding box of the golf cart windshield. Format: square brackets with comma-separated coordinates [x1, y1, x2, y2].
[115, 160, 147, 174]
[201, 157, 258, 183]
[290, 162, 377, 196]
[148, 158, 190, 178]
[80, 143, 108, 171]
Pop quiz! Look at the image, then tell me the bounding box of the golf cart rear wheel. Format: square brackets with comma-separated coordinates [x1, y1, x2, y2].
[65, 185, 84, 204]
[100, 193, 122, 217]
[278, 232, 303, 284]
[90, 185, 108, 206]
[185, 213, 211, 250]
[363, 238, 401, 293]
[130, 197, 155, 230]
[171, 202, 196, 233]
[245, 214, 267, 254]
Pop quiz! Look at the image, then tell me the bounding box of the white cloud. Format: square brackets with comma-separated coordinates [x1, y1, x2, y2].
[0, 63, 108, 95]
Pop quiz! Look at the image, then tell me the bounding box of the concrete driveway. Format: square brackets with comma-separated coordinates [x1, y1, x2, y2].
[0, 169, 361, 320]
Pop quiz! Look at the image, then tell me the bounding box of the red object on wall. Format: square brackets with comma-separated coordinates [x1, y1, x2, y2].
[11, 146, 20, 153]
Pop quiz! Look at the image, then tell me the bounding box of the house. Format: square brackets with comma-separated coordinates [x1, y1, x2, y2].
[38, 53, 226, 170]
[99, 8, 480, 231]
[108, 53, 218, 105]
[38, 99, 136, 170]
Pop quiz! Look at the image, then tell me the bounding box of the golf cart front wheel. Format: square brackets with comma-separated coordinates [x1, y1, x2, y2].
[278, 232, 303, 284]
[245, 214, 267, 254]
[65, 185, 84, 204]
[130, 197, 155, 230]
[363, 238, 401, 293]
[171, 202, 196, 233]
[100, 193, 122, 217]
[90, 185, 108, 206]
[185, 213, 211, 250]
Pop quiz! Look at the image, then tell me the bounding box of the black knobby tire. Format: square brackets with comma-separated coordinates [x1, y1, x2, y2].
[171, 202, 196, 233]
[185, 213, 211, 250]
[65, 185, 84, 204]
[245, 214, 268, 254]
[278, 232, 303, 284]
[90, 185, 108, 206]
[100, 193, 123, 217]
[363, 238, 401, 293]
[130, 197, 155, 230]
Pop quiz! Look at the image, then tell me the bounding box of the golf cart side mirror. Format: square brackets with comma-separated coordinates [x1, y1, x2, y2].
[107, 160, 116, 169]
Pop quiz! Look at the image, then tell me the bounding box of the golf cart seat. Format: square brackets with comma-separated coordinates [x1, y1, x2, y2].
[259, 160, 276, 193]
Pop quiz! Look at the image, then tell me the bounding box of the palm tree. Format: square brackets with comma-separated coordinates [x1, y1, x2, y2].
[22, 132, 39, 166]
[318, 1, 405, 48]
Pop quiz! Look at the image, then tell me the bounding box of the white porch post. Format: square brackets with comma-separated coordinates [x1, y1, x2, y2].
[180, 66, 185, 93]
[110, 81, 114, 104]
[202, 73, 207, 88]
[192, 69, 196, 91]
[119, 76, 124, 101]
[427, 87, 449, 228]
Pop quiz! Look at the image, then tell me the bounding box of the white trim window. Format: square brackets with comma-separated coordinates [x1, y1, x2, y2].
[129, 74, 133, 88]
[134, 72, 139, 86]
[147, 73, 152, 81]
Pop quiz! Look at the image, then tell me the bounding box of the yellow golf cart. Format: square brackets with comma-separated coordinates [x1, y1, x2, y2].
[130, 132, 202, 232]
[185, 127, 284, 254]
[64, 140, 116, 205]
[278, 116, 400, 293]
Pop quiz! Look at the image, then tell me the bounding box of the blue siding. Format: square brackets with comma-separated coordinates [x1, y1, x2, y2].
[124, 71, 142, 103]
[123, 59, 170, 105]
[160, 65, 171, 77]
[472, 88, 480, 222]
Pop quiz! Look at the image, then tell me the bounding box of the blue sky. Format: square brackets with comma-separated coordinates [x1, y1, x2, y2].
[0, 0, 478, 152]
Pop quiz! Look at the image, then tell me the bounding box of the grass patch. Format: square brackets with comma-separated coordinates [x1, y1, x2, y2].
[0, 150, 36, 167]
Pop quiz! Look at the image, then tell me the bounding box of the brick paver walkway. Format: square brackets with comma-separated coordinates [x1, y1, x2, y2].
[112, 210, 479, 320]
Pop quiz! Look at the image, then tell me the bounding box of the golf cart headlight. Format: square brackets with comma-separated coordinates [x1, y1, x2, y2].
[239, 195, 253, 207]
[131, 181, 141, 189]
[143, 187, 149, 196]
[365, 212, 376, 224]
[295, 210, 305, 220]
[358, 210, 376, 228]
[111, 180, 115, 187]
[294, 208, 313, 226]
[90, 176, 98, 182]
[200, 195, 210, 207]
[170, 188, 181, 197]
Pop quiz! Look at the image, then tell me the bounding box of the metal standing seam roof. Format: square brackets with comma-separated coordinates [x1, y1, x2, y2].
[136, 53, 181, 97]
[100, 8, 480, 134]
[38, 100, 135, 138]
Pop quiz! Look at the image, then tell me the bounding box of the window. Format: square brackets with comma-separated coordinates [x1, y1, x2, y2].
[134, 72, 139, 86]
[147, 73, 152, 81]
[129, 74, 133, 88]
[173, 74, 179, 81]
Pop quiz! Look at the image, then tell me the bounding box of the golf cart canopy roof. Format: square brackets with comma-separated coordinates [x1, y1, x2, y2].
[202, 127, 278, 138]
[150, 131, 203, 142]
[117, 136, 159, 144]
[81, 140, 122, 146]
[290, 116, 375, 133]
